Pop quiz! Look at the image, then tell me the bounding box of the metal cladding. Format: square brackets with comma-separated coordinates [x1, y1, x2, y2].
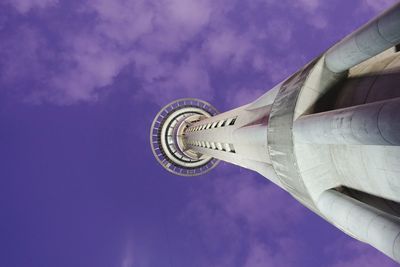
[150, 3, 400, 263]
[266, 59, 319, 209]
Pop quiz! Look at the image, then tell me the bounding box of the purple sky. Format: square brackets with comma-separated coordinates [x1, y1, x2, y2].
[1, 0, 399, 266]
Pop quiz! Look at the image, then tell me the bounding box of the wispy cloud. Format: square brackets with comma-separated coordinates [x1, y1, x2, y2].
[226, 87, 265, 107]
[360, 0, 398, 13]
[5, 0, 58, 14]
[1, 0, 351, 106]
[244, 238, 304, 267]
[181, 167, 307, 266]
[121, 239, 135, 267]
[325, 238, 399, 267]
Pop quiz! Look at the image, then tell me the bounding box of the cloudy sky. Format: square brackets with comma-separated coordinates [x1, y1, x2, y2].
[0, 0, 399, 266]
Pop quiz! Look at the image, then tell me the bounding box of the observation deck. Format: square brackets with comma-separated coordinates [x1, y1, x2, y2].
[150, 98, 220, 176]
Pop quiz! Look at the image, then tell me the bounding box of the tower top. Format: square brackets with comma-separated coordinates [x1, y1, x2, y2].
[150, 98, 220, 176]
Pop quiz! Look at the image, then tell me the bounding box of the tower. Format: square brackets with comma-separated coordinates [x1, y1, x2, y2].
[150, 4, 400, 262]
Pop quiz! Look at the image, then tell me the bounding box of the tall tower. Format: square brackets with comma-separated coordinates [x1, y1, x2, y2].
[150, 4, 400, 262]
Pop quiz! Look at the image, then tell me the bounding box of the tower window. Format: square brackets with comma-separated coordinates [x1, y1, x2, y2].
[216, 142, 223, 150]
[228, 144, 236, 153]
[224, 143, 230, 151]
[229, 117, 237, 126]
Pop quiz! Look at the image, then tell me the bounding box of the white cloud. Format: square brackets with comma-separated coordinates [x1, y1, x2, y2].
[244, 239, 303, 267]
[181, 170, 307, 266]
[202, 30, 254, 68]
[361, 0, 398, 13]
[51, 34, 131, 102]
[265, 18, 293, 45]
[226, 87, 265, 107]
[7, 0, 58, 13]
[297, 0, 320, 13]
[325, 238, 399, 267]
[121, 239, 135, 267]
[87, 0, 154, 44]
[3, 0, 389, 106]
[133, 51, 214, 105]
[164, 0, 212, 33]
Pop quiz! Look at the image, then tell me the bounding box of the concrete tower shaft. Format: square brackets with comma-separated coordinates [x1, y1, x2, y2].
[150, 3, 400, 263]
[183, 86, 281, 185]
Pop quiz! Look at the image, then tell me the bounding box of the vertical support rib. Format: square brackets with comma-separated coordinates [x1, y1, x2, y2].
[293, 97, 400, 145]
[317, 189, 400, 263]
[325, 3, 400, 73]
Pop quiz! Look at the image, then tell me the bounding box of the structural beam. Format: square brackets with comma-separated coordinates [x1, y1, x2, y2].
[317, 189, 400, 262]
[325, 3, 400, 73]
[293, 97, 400, 145]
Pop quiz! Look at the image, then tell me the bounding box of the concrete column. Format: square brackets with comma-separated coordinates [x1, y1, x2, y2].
[317, 189, 400, 263]
[293, 97, 400, 145]
[325, 3, 400, 73]
[232, 124, 271, 164]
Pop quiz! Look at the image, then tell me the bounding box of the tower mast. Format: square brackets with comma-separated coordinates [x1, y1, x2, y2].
[150, 3, 400, 262]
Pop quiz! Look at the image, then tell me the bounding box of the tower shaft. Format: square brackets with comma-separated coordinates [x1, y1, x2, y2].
[151, 3, 400, 262]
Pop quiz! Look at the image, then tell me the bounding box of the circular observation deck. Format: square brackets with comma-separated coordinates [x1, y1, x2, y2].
[150, 98, 220, 176]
